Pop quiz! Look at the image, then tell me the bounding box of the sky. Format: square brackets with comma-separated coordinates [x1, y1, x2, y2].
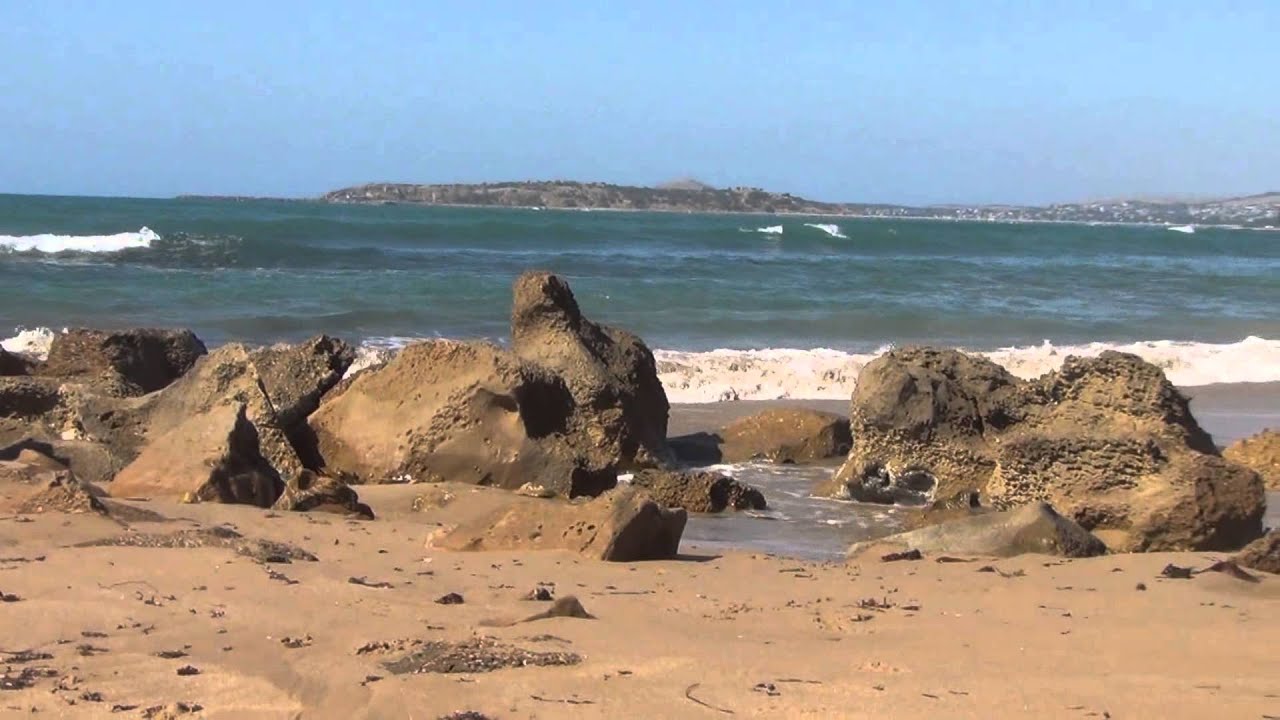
[2, 1, 1277, 205]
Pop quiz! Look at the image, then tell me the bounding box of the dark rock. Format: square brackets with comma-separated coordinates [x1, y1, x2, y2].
[38, 328, 206, 396]
[249, 335, 355, 430]
[881, 549, 923, 562]
[630, 469, 766, 512]
[0, 377, 62, 419]
[435, 592, 465, 605]
[0, 347, 32, 376]
[848, 502, 1108, 559]
[1160, 564, 1193, 579]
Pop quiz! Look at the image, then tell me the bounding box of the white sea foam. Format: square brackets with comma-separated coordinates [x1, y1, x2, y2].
[1167, 224, 1196, 234]
[0, 327, 59, 360]
[654, 336, 1280, 403]
[803, 223, 848, 239]
[743, 225, 784, 235]
[0, 227, 159, 254]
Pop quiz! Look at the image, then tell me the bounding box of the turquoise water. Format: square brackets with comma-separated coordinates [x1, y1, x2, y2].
[2, 193, 1277, 362]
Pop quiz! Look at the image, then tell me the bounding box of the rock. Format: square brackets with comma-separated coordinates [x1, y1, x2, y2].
[309, 339, 614, 496]
[823, 349, 1264, 551]
[717, 409, 851, 464]
[630, 469, 766, 513]
[1223, 429, 1280, 489]
[77, 525, 317, 563]
[0, 377, 62, 419]
[847, 503, 1108, 559]
[148, 343, 304, 483]
[0, 347, 32, 376]
[248, 335, 355, 431]
[272, 469, 372, 518]
[0, 449, 105, 514]
[1235, 532, 1279, 574]
[515, 482, 556, 498]
[510, 271, 671, 469]
[38, 328, 206, 396]
[16, 475, 106, 515]
[109, 402, 283, 507]
[426, 484, 686, 561]
[411, 486, 456, 511]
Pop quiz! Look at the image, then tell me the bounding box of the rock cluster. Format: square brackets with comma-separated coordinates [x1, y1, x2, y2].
[821, 348, 1264, 552]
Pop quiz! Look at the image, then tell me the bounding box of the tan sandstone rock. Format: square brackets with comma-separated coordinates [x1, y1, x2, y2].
[821, 348, 1264, 552]
[1235, 531, 1279, 574]
[424, 484, 686, 561]
[1223, 429, 1280, 490]
[109, 402, 282, 507]
[670, 408, 852, 465]
[272, 469, 372, 518]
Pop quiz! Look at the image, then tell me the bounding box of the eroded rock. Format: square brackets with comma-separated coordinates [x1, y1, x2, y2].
[38, 328, 206, 396]
[823, 349, 1264, 551]
[273, 469, 372, 518]
[1235, 532, 1279, 574]
[630, 469, 766, 513]
[1224, 429, 1280, 490]
[672, 408, 851, 465]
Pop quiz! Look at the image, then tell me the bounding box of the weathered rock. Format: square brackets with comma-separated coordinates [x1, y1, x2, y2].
[426, 485, 686, 561]
[109, 402, 283, 507]
[719, 409, 851, 464]
[0, 347, 32, 376]
[272, 469, 372, 518]
[0, 449, 107, 515]
[823, 349, 1264, 552]
[38, 328, 206, 396]
[1224, 429, 1280, 489]
[249, 335, 355, 430]
[76, 525, 317, 563]
[630, 469, 766, 512]
[309, 339, 615, 496]
[148, 344, 304, 482]
[1235, 531, 1279, 574]
[510, 271, 671, 469]
[848, 502, 1108, 559]
[0, 377, 62, 420]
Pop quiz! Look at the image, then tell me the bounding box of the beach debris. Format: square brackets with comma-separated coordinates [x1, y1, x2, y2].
[881, 549, 923, 562]
[936, 556, 975, 563]
[1198, 560, 1260, 583]
[175, 665, 200, 676]
[0, 591, 21, 602]
[684, 683, 734, 714]
[1160, 564, 1193, 580]
[437, 713, 494, 720]
[752, 682, 781, 696]
[1, 666, 57, 690]
[435, 592, 465, 605]
[348, 576, 394, 589]
[531, 694, 595, 705]
[0, 649, 53, 664]
[977, 565, 1025, 578]
[141, 702, 203, 718]
[1135, 582, 1147, 591]
[75, 644, 109, 656]
[382, 637, 580, 675]
[523, 585, 555, 601]
[280, 635, 313, 649]
[80, 631, 108, 639]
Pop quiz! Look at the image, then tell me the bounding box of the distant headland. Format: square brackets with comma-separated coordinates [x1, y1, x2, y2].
[188, 180, 1280, 229]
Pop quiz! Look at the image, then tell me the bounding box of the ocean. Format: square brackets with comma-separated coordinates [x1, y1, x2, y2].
[3, 194, 1277, 557]
[3, 194, 1278, 399]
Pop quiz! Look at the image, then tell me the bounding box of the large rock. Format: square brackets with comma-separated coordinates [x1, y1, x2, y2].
[1235, 531, 1279, 574]
[109, 402, 282, 506]
[823, 349, 1264, 552]
[848, 502, 1108, 559]
[309, 339, 614, 496]
[148, 344, 304, 483]
[1224, 429, 1280, 489]
[630, 469, 766, 512]
[38, 328, 206, 396]
[510, 271, 671, 469]
[425, 484, 686, 561]
[670, 408, 851, 465]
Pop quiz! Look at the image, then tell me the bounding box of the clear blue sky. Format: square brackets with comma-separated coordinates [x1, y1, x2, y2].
[2, 1, 1276, 204]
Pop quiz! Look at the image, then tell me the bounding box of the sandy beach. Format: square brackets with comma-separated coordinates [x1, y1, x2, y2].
[2, 484, 1278, 719]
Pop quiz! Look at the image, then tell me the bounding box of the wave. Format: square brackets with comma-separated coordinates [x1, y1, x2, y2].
[739, 225, 784, 235]
[0, 227, 159, 254]
[654, 336, 1280, 403]
[8, 327, 1277, 402]
[803, 223, 848, 239]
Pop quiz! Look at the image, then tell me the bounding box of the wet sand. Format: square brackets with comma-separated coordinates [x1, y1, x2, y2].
[1, 487, 1277, 718]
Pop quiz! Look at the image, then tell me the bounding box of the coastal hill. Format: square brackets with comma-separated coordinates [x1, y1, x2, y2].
[319, 180, 1280, 228]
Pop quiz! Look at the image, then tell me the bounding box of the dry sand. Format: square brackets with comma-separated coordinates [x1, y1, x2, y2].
[2, 485, 1277, 719]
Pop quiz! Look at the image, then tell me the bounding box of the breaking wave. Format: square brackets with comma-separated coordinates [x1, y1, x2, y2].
[654, 336, 1280, 403]
[803, 223, 848, 239]
[0, 227, 159, 254]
